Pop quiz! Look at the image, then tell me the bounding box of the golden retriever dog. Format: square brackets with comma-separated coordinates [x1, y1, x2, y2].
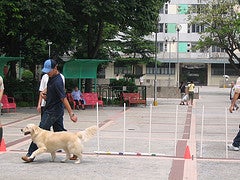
[21, 124, 98, 164]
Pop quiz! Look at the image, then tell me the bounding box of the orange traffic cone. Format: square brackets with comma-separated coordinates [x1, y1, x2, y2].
[184, 145, 191, 159]
[0, 138, 6, 152]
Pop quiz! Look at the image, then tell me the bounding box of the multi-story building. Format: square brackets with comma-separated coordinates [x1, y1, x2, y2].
[103, 0, 238, 87]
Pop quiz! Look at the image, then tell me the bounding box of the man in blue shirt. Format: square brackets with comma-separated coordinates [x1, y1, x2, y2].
[22, 59, 77, 162]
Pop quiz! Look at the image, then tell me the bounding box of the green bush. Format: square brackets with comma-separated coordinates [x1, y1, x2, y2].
[4, 77, 38, 107]
[22, 70, 34, 81]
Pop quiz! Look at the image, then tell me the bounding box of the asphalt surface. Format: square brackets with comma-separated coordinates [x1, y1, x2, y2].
[0, 86, 240, 180]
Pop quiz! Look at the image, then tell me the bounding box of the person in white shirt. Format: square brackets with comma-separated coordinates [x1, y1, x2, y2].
[229, 81, 239, 111]
[37, 73, 65, 115]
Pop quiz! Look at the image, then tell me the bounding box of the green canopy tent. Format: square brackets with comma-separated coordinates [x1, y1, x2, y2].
[62, 59, 109, 91]
[0, 56, 24, 77]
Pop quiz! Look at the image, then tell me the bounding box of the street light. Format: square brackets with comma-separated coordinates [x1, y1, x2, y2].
[47, 41, 52, 58]
[175, 24, 182, 87]
[165, 36, 176, 87]
[153, 15, 161, 106]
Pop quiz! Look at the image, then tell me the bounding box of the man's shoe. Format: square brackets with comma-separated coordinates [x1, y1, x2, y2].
[228, 144, 239, 151]
[70, 155, 78, 160]
[236, 107, 239, 111]
[21, 156, 34, 163]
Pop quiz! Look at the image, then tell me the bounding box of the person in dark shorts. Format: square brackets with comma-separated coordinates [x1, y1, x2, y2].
[22, 59, 78, 162]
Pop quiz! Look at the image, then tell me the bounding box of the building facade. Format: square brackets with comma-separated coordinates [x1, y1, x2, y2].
[102, 0, 239, 87]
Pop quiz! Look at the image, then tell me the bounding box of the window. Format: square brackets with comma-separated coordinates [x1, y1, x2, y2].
[158, 42, 164, 52]
[165, 4, 168, 14]
[211, 64, 238, 76]
[190, 24, 205, 33]
[212, 46, 225, 52]
[165, 23, 168, 33]
[146, 63, 175, 75]
[114, 66, 132, 75]
[164, 42, 168, 52]
[190, 4, 206, 14]
[158, 23, 164, 33]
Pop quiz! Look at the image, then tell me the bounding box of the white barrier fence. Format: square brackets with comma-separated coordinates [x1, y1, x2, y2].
[93, 103, 240, 159]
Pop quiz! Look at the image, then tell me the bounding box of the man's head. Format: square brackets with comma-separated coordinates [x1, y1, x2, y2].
[42, 59, 58, 77]
[74, 86, 78, 91]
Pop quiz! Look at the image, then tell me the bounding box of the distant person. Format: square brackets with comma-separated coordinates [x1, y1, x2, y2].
[71, 86, 85, 110]
[187, 81, 195, 105]
[179, 81, 187, 105]
[228, 77, 240, 151]
[116, 74, 120, 81]
[139, 76, 144, 85]
[229, 81, 239, 111]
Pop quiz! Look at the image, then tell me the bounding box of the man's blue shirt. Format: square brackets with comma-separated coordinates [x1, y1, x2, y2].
[45, 73, 65, 114]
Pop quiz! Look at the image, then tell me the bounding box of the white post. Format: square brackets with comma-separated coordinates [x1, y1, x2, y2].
[123, 103, 126, 153]
[225, 107, 228, 158]
[148, 104, 152, 154]
[174, 105, 178, 156]
[96, 102, 100, 152]
[200, 105, 204, 157]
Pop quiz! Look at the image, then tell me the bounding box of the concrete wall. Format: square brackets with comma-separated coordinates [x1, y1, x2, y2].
[146, 86, 199, 99]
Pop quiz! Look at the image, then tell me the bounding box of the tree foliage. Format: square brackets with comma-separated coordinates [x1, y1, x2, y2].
[188, 0, 240, 74]
[0, 0, 168, 80]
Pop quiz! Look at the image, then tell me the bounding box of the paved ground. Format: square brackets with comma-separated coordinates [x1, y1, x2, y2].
[0, 86, 240, 180]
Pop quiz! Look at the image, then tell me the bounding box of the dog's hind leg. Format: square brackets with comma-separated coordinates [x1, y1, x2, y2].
[61, 150, 70, 163]
[50, 152, 56, 162]
[73, 152, 82, 164]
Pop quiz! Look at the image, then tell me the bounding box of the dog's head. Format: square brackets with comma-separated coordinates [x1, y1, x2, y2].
[21, 124, 40, 136]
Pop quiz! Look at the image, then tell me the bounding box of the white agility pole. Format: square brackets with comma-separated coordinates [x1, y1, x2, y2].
[200, 105, 204, 157]
[174, 105, 178, 156]
[96, 102, 100, 152]
[123, 103, 126, 153]
[148, 104, 152, 154]
[225, 107, 228, 158]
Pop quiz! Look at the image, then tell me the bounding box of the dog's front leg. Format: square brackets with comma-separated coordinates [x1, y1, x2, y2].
[29, 147, 47, 159]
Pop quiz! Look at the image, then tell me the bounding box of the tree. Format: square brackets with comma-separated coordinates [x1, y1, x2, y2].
[0, 1, 24, 78]
[0, 0, 74, 78]
[64, 0, 168, 91]
[188, 0, 240, 74]
[0, 0, 169, 83]
[19, 0, 74, 75]
[108, 27, 155, 79]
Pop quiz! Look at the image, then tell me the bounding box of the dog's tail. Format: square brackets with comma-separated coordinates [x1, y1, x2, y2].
[76, 125, 98, 142]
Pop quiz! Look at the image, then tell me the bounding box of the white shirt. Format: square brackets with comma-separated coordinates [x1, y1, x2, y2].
[0, 76, 4, 90]
[39, 73, 65, 107]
